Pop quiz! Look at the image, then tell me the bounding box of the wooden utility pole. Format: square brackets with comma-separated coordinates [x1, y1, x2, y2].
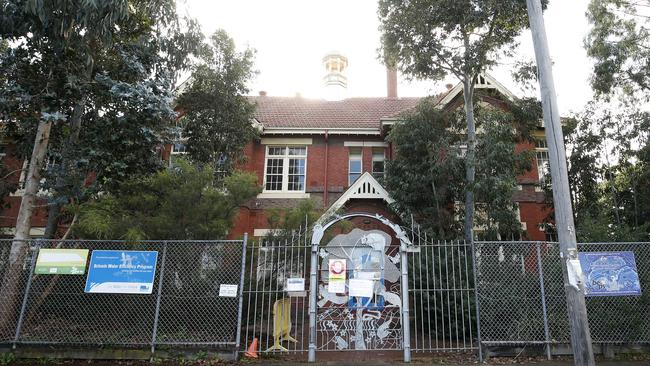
[525, 1, 595, 365]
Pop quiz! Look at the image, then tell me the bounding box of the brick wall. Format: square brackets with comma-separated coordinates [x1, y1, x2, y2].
[0, 144, 49, 233]
[234, 131, 553, 240]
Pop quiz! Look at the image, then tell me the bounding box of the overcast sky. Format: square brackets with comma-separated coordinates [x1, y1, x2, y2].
[182, 0, 593, 115]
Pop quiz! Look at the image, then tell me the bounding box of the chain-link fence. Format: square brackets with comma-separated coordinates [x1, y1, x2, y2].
[475, 241, 650, 354]
[0, 238, 246, 351]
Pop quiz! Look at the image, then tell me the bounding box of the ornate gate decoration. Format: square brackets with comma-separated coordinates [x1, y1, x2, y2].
[316, 229, 402, 351]
[308, 213, 418, 362]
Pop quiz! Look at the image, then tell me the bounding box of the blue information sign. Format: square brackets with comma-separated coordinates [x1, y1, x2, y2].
[84, 250, 158, 294]
[578, 251, 642, 297]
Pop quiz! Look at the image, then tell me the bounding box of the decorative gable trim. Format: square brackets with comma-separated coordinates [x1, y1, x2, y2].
[318, 172, 395, 223]
[435, 73, 516, 108]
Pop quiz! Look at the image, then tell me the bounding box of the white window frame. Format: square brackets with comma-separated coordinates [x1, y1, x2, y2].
[260, 145, 309, 198]
[535, 139, 550, 188]
[371, 147, 385, 179]
[348, 147, 363, 186]
[169, 139, 188, 167]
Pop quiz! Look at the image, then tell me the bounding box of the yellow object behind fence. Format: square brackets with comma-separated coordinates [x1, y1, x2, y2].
[265, 297, 297, 352]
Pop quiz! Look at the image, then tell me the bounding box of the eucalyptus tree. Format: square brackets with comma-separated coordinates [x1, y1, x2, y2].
[378, 0, 545, 240]
[176, 29, 258, 171]
[586, 0, 650, 96]
[386, 99, 537, 240]
[0, 0, 201, 330]
[0, 0, 202, 239]
[385, 99, 465, 238]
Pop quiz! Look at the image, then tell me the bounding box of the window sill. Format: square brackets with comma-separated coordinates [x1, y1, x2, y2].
[257, 191, 310, 199]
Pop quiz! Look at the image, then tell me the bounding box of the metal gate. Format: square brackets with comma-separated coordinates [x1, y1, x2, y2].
[240, 214, 479, 362]
[315, 233, 404, 352]
[240, 230, 312, 355]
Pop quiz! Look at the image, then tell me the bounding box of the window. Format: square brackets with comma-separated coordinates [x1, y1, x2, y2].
[172, 141, 187, 154]
[170, 140, 188, 167]
[348, 147, 362, 186]
[264, 146, 307, 192]
[535, 139, 550, 183]
[371, 148, 385, 179]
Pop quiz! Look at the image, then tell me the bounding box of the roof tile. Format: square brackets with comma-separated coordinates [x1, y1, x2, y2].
[249, 96, 422, 129]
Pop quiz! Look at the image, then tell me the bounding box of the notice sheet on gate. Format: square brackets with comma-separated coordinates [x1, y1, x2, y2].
[328, 258, 347, 293]
[349, 278, 374, 298]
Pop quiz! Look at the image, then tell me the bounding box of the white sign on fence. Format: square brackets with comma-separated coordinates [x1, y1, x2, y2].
[286, 277, 305, 292]
[219, 284, 238, 297]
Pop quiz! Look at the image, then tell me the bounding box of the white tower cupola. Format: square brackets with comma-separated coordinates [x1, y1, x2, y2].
[322, 51, 348, 101]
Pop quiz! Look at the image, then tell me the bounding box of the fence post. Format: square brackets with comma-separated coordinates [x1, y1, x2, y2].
[150, 241, 168, 358]
[535, 242, 552, 360]
[470, 239, 484, 363]
[308, 230, 319, 362]
[12, 240, 39, 349]
[400, 243, 411, 362]
[234, 233, 248, 360]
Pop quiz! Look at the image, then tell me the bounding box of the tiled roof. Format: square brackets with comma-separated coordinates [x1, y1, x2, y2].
[249, 96, 422, 130]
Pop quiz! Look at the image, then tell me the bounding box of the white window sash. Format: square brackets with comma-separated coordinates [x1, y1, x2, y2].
[263, 146, 307, 193]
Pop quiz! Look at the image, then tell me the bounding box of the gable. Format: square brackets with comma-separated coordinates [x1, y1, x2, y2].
[435, 73, 516, 109]
[318, 172, 395, 223]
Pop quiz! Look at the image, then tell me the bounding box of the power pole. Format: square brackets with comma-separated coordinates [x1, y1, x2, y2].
[525, 1, 596, 365]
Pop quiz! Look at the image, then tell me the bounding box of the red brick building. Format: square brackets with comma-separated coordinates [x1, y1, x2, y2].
[215, 54, 553, 240]
[1, 53, 552, 240]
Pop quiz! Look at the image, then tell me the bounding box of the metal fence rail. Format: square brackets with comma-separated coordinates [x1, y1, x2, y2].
[0, 238, 246, 351]
[408, 239, 477, 353]
[241, 235, 311, 354]
[3, 234, 648, 360]
[475, 241, 650, 355]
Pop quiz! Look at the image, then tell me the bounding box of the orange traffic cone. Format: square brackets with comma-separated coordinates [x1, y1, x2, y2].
[245, 337, 259, 358]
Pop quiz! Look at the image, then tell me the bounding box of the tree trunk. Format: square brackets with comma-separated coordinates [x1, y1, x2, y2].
[462, 78, 477, 242]
[43, 201, 62, 239]
[0, 120, 53, 333]
[43, 96, 86, 239]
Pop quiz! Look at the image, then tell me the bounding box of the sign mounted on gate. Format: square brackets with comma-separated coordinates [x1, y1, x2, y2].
[328, 258, 346, 294]
[578, 251, 642, 297]
[84, 250, 158, 294]
[35, 249, 89, 275]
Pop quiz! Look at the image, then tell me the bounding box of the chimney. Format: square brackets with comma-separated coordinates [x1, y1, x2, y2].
[259, 90, 267, 96]
[387, 67, 398, 98]
[445, 83, 454, 91]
